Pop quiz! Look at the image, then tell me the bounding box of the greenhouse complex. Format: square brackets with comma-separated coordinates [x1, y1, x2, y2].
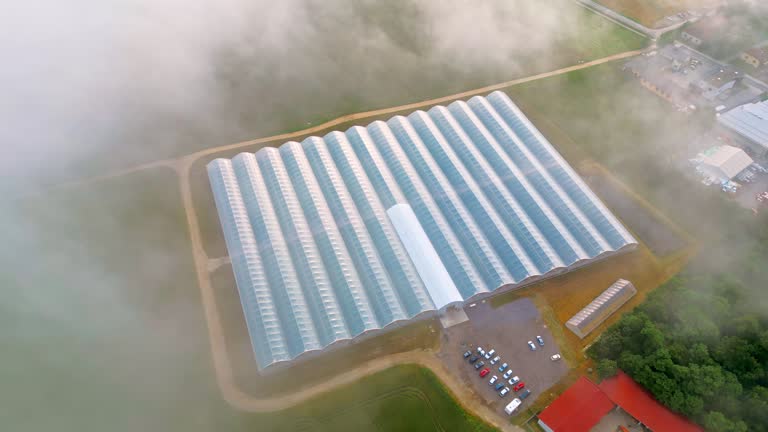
[208, 91, 637, 370]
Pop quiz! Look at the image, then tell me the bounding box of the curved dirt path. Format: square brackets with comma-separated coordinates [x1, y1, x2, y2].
[172, 51, 646, 430]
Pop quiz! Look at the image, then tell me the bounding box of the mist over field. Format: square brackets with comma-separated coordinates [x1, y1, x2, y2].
[0, 1, 645, 431]
[4, 0, 766, 431]
[1, 0, 631, 190]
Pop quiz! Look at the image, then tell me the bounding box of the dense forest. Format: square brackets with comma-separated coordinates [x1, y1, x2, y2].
[589, 198, 768, 432]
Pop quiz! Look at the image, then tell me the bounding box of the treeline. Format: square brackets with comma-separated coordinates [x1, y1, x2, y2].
[589, 274, 768, 432]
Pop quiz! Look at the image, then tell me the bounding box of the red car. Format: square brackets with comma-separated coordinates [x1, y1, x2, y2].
[513, 382, 526, 392]
[479, 368, 490, 378]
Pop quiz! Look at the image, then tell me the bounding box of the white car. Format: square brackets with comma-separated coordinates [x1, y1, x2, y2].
[476, 346, 484, 353]
[508, 376, 520, 385]
[489, 375, 498, 385]
[490, 356, 501, 365]
[479, 348, 486, 358]
[551, 354, 562, 361]
[499, 387, 510, 397]
[484, 349, 495, 360]
[503, 370, 514, 380]
[527, 341, 536, 351]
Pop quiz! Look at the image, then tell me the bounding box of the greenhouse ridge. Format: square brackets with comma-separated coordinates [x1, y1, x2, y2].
[208, 91, 637, 370]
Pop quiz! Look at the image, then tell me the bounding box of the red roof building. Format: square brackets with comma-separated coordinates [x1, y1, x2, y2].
[537, 371, 704, 432]
[598, 371, 703, 432]
[537, 377, 615, 432]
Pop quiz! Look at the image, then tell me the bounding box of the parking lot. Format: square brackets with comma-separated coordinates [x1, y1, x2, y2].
[438, 297, 568, 417]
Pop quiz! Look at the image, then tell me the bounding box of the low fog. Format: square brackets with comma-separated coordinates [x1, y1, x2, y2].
[2, 1, 765, 431]
[1, 1, 622, 431]
[2, 0, 602, 190]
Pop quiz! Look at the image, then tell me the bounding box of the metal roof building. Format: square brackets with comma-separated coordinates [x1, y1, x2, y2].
[599, 372, 704, 432]
[697, 145, 753, 181]
[538, 372, 704, 432]
[208, 91, 637, 370]
[566, 278, 636, 339]
[718, 100, 768, 157]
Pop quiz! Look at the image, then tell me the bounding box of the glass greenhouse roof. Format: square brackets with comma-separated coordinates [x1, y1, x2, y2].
[207, 91, 637, 370]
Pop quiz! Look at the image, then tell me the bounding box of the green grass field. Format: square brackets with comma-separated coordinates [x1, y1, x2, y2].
[1, 168, 493, 432]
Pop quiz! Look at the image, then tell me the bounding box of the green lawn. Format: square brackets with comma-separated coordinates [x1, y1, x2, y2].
[0, 168, 493, 432]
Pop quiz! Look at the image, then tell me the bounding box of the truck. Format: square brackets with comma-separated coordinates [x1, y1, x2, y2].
[504, 398, 522, 415]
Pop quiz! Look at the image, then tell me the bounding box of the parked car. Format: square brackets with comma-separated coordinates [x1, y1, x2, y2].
[469, 355, 479, 363]
[503, 370, 514, 380]
[476, 346, 484, 353]
[478, 348, 486, 358]
[489, 375, 498, 385]
[479, 368, 490, 378]
[463, 350, 471, 358]
[518, 389, 531, 400]
[484, 349, 495, 360]
[490, 355, 501, 365]
[527, 341, 536, 351]
[513, 382, 526, 392]
[504, 398, 522, 415]
[551, 354, 561, 361]
[536, 335, 544, 346]
[499, 387, 510, 397]
[474, 361, 485, 370]
[495, 382, 505, 391]
[498, 363, 508, 372]
[508, 376, 520, 385]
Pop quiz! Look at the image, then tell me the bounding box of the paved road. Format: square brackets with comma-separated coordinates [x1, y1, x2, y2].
[573, 0, 691, 40]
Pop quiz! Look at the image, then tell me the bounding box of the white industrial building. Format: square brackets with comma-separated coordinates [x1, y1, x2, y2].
[697, 145, 754, 181]
[208, 91, 637, 371]
[718, 100, 768, 159]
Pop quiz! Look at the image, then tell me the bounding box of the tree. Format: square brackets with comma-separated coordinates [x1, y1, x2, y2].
[596, 359, 617, 380]
[703, 411, 747, 432]
[587, 266, 768, 431]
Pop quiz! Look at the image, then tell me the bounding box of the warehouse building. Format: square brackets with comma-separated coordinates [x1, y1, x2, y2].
[566, 279, 636, 339]
[697, 145, 753, 181]
[718, 100, 768, 159]
[208, 91, 637, 371]
[538, 372, 703, 432]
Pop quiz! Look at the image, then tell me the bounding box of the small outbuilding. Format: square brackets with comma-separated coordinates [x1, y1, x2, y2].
[566, 279, 636, 339]
[698, 145, 753, 181]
